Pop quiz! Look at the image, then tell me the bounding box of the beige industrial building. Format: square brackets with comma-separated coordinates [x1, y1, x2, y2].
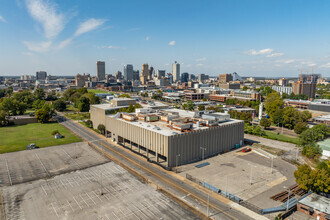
[90, 100, 244, 167]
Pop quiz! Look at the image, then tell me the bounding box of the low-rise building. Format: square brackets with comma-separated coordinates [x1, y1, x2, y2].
[90, 106, 244, 167]
[297, 193, 330, 220]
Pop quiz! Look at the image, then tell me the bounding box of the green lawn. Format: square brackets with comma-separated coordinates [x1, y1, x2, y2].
[66, 104, 79, 112]
[65, 112, 90, 121]
[263, 130, 299, 144]
[88, 89, 112, 94]
[0, 123, 81, 153]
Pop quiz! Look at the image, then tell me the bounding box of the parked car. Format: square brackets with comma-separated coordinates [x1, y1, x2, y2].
[241, 148, 251, 153]
[26, 143, 37, 150]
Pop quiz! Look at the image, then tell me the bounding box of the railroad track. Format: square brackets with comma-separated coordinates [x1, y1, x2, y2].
[58, 115, 252, 220]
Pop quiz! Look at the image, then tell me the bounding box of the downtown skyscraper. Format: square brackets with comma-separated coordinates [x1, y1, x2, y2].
[172, 61, 180, 82]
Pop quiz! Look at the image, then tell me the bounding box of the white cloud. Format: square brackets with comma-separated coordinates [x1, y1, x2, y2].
[0, 15, 7, 23]
[245, 48, 274, 56]
[266, 52, 284, 58]
[168, 41, 175, 46]
[108, 45, 120, 49]
[74, 18, 106, 37]
[57, 38, 72, 49]
[196, 57, 206, 62]
[320, 63, 330, 68]
[25, 0, 65, 39]
[196, 63, 203, 67]
[23, 41, 52, 52]
[283, 59, 295, 64]
[146, 36, 150, 41]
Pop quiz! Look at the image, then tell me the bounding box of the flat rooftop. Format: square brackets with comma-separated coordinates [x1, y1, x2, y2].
[108, 108, 242, 136]
[299, 193, 330, 214]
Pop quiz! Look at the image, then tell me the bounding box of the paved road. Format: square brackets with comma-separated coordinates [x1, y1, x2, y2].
[57, 115, 254, 220]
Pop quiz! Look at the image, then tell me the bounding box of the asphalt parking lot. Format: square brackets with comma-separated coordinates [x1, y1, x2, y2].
[179, 149, 296, 210]
[2, 162, 198, 220]
[0, 142, 109, 186]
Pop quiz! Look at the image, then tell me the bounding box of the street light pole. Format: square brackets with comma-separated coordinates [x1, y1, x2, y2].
[250, 165, 253, 185]
[206, 192, 209, 217]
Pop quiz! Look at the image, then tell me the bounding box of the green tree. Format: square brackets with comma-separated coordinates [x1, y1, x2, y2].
[301, 110, 312, 122]
[260, 118, 271, 129]
[127, 104, 135, 113]
[97, 124, 106, 135]
[35, 105, 55, 123]
[53, 100, 67, 112]
[34, 88, 45, 100]
[0, 89, 6, 98]
[46, 90, 58, 101]
[202, 97, 207, 101]
[242, 86, 248, 91]
[294, 164, 315, 191]
[118, 93, 131, 98]
[283, 106, 301, 129]
[32, 99, 46, 111]
[182, 100, 195, 111]
[264, 92, 283, 122]
[198, 105, 205, 111]
[272, 108, 284, 125]
[85, 93, 101, 104]
[294, 122, 308, 134]
[302, 142, 322, 160]
[77, 96, 90, 112]
[85, 120, 93, 128]
[0, 97, 27, 115]
[0, 110, 9, 127]
[6, 87, 13, 96]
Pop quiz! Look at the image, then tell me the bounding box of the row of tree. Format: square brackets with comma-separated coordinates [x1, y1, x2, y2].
[265, 92, 312, 130]
[63, 88, 101, 112]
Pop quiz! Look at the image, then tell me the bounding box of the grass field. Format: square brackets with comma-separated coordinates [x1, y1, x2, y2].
[0, 123, 81, 153]
[88, 89, 112, 94]
[263, 130, 299, 144]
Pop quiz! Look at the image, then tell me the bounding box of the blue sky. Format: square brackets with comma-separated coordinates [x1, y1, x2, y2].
[1, 0, 330, 77]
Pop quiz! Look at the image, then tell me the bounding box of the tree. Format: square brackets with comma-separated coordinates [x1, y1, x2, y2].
[242, 86, 248, 91]
[53, 100, 66, 112]
[118, 93, 131, 98]
[294, 164, 330, 193]
[299, 124, 330, 145]
[77, 96, 90, 112]
[35, 104, 56, 123]
[127, 104, 135, 113]
[34, 88, 45, 100]
[0, 89, 6, 98]
[182, 101, 195, 111]
[272, 108, 284, 125]
[46, 90, 58, 101]
[86, 93, 101, 104]
[97, 124, 106, 135]
[202, 97, 207, 101]
[302, 142, 322, 160]
[0, 110, 9, 127]
[301, 110, 312, 122]
[264, 92, 283, 122]
[260, 118, 271, 129]
[32, 99, 45, 110]
[198, 105, 205, 111]
[294, 122, 308, 134]
[283, 106, 301, 129]
[0, 97, 27, 115]
[85, 120, 93, 128]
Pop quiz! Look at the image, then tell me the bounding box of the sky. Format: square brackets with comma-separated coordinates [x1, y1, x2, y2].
[1, 0, 330, 77]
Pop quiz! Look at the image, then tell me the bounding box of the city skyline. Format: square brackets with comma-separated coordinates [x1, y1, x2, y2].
[1, 0, 330, 77]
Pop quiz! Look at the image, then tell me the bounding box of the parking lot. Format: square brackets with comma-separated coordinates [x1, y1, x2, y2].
[0, 142, 109, 186]
[2, 162, 198, 220]
[179, 148, 296, 209]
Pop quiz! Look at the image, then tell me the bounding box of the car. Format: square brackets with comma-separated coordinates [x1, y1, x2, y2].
[241, 148, 251, 153]
[26, 143, 37, 150]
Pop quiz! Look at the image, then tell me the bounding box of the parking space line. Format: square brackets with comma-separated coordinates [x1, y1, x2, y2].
[35, 153, 51, 177]
[85, 192, 96, 205]
[73, 196, 82, 210]
[105, 214, 110, 220]
[51, 203, 59, 218]
[92, 191, 103, 202]
[67, 200, 74, 212]
[5, 159, 12, 186]
[61, 149, 81, 169]
[79, 194, 89, 207]
[41, 184, 48, 195]
[112, 212, 120, 220]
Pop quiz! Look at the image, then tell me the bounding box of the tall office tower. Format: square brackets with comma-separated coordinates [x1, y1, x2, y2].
[115, 71, 123, 80]
[75, 73, 90, 88]
[149, 66, 155, 80]
[140, 63, 149, 84]
[198, 73, 209, 82]
[124, 64, 133, 81]
[219, 73, 233, 83]
[172, 61, 180, 82]
[189, 74, 196, 81]
[133, 70, 140, 80]
[181, 72, 189, 83]
[96, 61, 105, 81]
[157, 70, 166, 79]
[36, 71, 47, 80]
